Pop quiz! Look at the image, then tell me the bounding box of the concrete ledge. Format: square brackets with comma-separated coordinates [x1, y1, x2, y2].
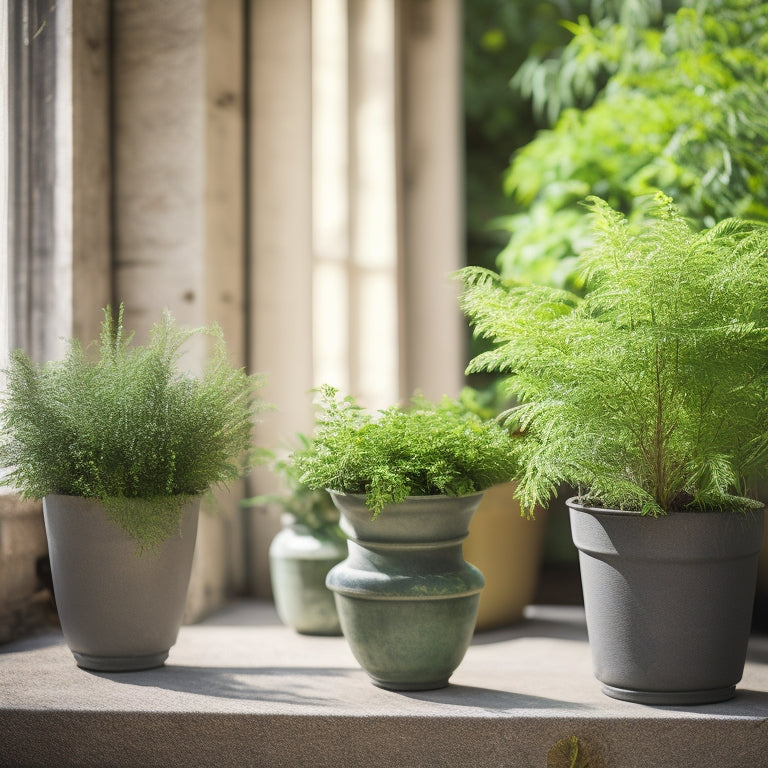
[1, 601, 767, 767]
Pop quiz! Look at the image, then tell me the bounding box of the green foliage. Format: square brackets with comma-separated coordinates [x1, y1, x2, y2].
[292, 385, 518, 518]
[464, 0, 588, 270]
[0, 306, 267, 550]
[458, 382, 514, 421]
[243, 435, 344, 542]
[514, 0, 670, 125]
[458, 194, 768, 517]
[498, 0, 768, 288]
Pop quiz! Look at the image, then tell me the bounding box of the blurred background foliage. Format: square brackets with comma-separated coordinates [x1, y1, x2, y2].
[464, 0, 588, 273]
[464, 0, 768, 291]
[462, 0, 768, 574]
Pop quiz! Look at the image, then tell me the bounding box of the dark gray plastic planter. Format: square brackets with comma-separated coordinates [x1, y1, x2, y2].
[43, 495, 200, 672]
[326, 492, 485, 691]
[568, 498, 764, 705]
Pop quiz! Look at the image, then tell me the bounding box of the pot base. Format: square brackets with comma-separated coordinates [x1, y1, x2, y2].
[73, 651, 169, 672]
[601, 683, 736, 706]
[370, 676, 450, 692]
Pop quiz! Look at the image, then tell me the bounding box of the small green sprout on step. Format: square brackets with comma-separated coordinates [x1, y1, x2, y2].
[547, 735, 603, 768]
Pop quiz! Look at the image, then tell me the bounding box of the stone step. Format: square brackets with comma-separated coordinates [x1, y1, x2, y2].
[1, 601, 767, 767]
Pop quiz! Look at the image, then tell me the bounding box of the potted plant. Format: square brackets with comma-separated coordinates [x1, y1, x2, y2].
[0, 306, 265, 671]
[458, 193, 768, 705]
[244, 441, 347, 636]
[458, 385, 548, 630]
[292, 385, 517, 690]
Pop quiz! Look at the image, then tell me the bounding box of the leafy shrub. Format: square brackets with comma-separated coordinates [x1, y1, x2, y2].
[463, 0, 587, 270]
[497, 0, 768, 288]
[292, 385, 518, 518]
[0, 306, 267, 549]
[459, 194, 768, 516]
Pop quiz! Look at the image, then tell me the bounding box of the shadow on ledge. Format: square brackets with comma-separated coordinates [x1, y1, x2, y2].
[472, 606, 589, 646]
[401, 683, 595, 712]
[89, 665, 356, 705]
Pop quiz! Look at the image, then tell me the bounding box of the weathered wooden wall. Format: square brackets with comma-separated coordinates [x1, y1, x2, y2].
[111, 0, 249, 618]
[3, 0, 465, 616]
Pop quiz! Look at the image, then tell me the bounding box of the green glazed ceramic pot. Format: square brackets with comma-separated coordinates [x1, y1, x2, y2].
[326, 492, 485, 691]
[269, 517, 346, 636]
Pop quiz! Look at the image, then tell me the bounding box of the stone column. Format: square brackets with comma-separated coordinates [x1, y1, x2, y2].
[69, 0, 112, 344]
[247, 0, 314, 596]
[7, 0, 111, 361]
[2, 0, 111, 642]
[111, 0, 248, 618]
[399, 0, 465, 400]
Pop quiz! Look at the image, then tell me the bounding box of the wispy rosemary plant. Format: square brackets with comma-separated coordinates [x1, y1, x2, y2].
[292, 385, 518, 518]
[0, 306, 267, 550]
[458, 194, 768, 517]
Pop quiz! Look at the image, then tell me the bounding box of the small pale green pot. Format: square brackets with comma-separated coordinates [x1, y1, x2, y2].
[269, 518, 347, 635]
[43, 494, 199, 672]
[326, 492, 485, 691]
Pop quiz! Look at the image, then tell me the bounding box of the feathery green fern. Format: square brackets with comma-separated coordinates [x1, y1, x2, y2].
[292, 385, 518, 518]
[0, 306, 267, 550]
[458, 194, 768, 516]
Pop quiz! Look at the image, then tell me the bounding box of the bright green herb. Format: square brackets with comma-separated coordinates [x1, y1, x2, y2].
[458, 194, 768, 517]
[0, 306, 267, 550]
[292, 385, 518, 518]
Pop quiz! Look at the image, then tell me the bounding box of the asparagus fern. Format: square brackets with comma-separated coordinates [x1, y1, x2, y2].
[458, 194, 768, 516]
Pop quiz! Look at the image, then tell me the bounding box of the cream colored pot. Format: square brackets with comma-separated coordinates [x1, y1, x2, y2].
[463, 482, 547, 631]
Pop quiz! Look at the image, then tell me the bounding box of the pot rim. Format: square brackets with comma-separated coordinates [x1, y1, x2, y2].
[44, 492, 201, 502]
[327, 490, 486, 504]
[565, 496, 764, 516]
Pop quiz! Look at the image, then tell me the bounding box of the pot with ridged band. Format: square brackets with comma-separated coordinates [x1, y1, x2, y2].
[568, 497, 764, 705]
[325, 491, 485, 691]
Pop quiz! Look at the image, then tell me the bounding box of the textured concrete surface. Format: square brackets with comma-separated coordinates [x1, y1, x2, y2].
[1, 601, 767, 767]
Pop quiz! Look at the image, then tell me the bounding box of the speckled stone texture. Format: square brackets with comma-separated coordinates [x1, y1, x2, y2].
[1, 602, 767, 767]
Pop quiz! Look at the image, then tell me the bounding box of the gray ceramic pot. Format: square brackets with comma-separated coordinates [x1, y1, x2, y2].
[269, 518, 347, 635]
[326, 492, 485, 691]
[568, 498, 764, 705]
[43, 495, 200, 671]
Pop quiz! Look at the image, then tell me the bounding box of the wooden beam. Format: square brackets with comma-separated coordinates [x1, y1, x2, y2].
[247, 0, 314, 596]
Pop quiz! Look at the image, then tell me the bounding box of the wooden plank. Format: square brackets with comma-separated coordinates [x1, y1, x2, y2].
[247, 0, 314, 596]
[399, 0, 464, 400]
[111, 0, 248, 616]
